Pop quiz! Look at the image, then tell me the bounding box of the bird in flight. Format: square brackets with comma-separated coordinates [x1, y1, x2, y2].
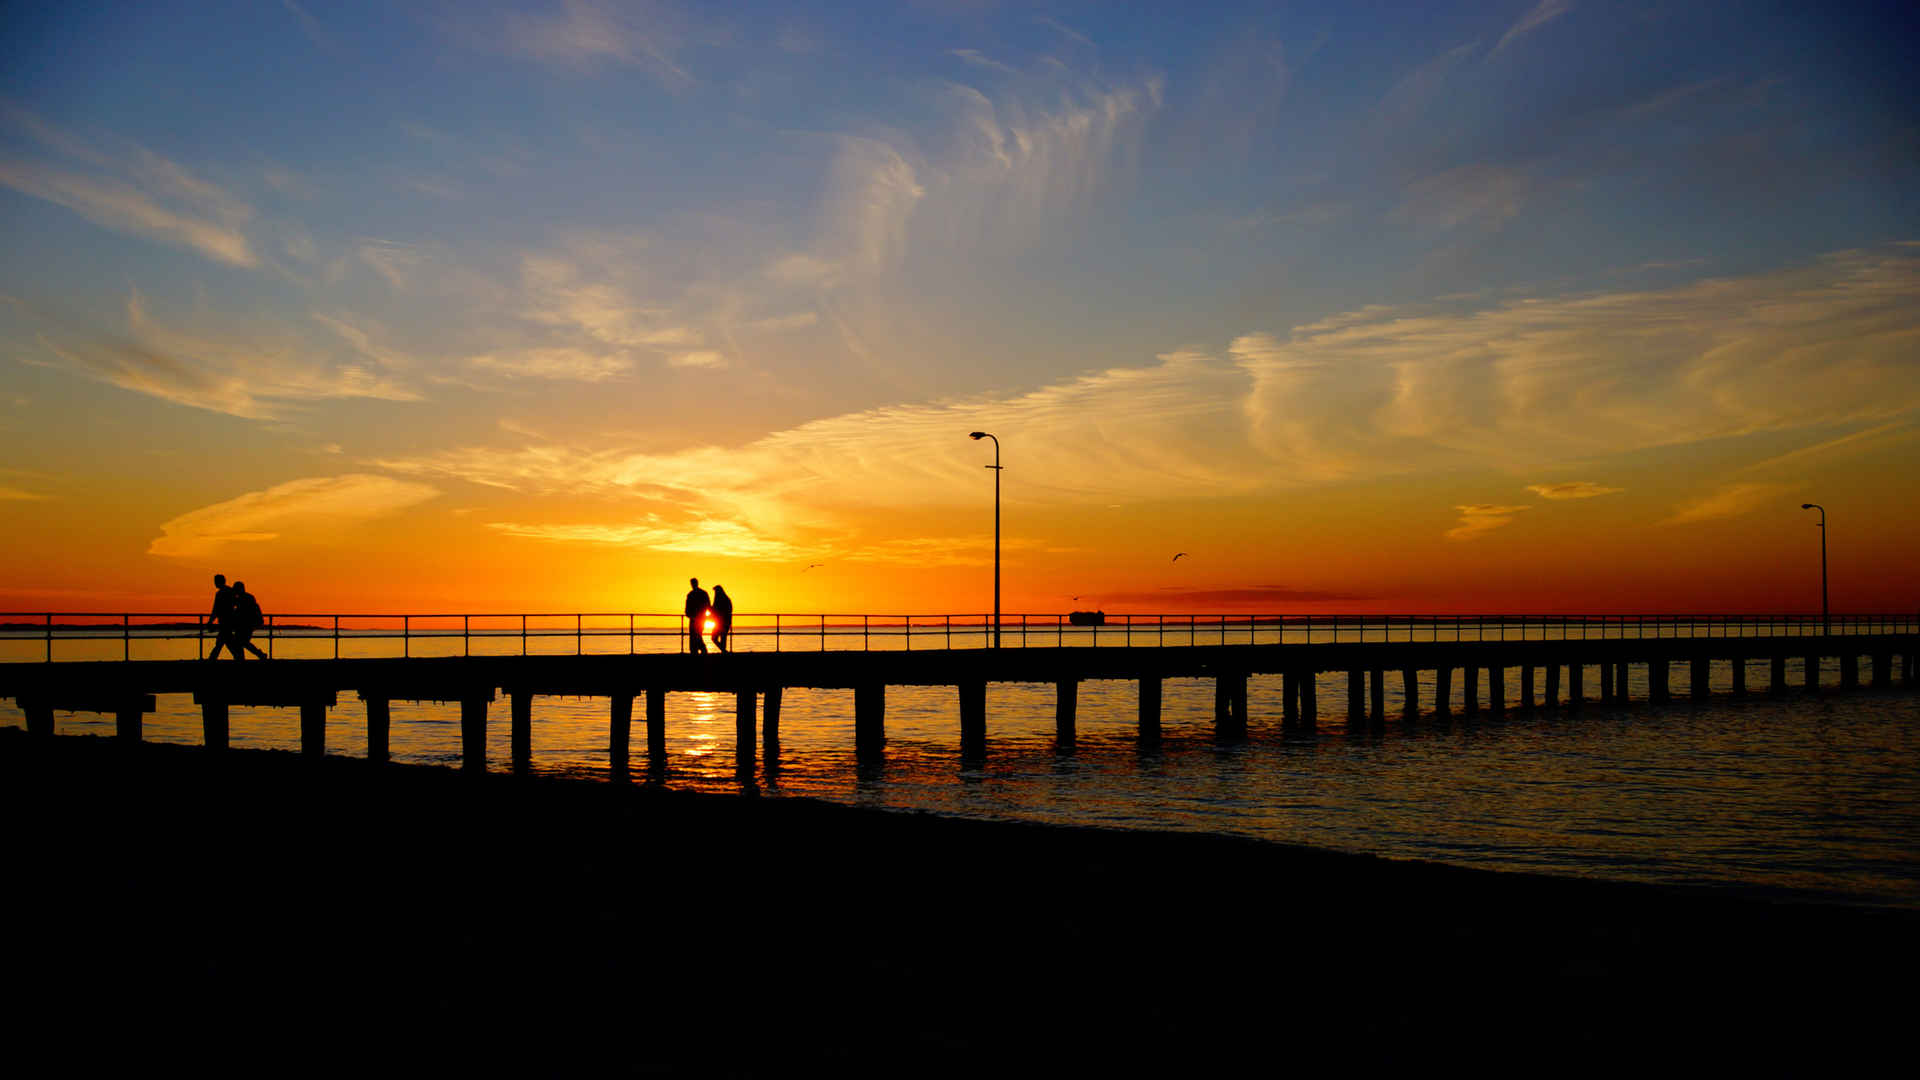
[1171, 552, 1188, 563]
[801, 563, 824, 572]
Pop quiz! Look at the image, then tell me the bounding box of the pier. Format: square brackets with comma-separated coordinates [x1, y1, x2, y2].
[3, 612, 1915, 773]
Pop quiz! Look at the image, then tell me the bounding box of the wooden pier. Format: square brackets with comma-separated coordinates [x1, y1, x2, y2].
[4, 630, 1915, 773]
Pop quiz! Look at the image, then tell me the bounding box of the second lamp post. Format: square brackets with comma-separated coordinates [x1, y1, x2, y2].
[970, 431, 1002, 648]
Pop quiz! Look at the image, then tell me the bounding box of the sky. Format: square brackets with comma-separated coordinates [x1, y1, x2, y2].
[1, 0, 1916, 617]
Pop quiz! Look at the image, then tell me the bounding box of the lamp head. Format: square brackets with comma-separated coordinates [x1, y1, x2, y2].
[1802, 503, 1813, 510]
[969, 431, 987, 440]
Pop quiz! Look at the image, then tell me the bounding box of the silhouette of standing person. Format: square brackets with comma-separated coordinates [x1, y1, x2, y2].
[229, 581, 270, 660]
[206, 573, 237, 660]
[710, 585, 733, 653]
[684, 577, 711, 654]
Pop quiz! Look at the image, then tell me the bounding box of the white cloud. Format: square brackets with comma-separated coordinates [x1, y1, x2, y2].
[468, 347, 634, 381]
[496, 0, 692, 88]
[667, 349, 725, 369]
[149, 475, 441, 558]
[486, 517, 796, 559]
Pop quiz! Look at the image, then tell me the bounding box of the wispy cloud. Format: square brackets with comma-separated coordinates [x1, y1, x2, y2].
[485, 518, 795, 560]
[0, 159, 256, 268]
[149, 475, 440, 558]
[1660, 483, 1785, 527]
[1492, 0, 1574, 58]
[1446, 504, 1531, 541]
[1526, 481, 1623, 500]
[35, 291, 419, 419]
[0, 485, 50, 501]
[490, 0, 693, 88]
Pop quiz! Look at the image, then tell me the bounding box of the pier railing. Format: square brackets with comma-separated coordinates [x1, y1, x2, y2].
[2, 612, 1915, 663]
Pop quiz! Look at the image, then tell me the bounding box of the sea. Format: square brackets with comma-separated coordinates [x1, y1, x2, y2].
[4, 621, 1917, 907]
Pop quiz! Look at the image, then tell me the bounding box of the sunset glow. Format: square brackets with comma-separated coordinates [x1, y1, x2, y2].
[2, 2, 1915, 616]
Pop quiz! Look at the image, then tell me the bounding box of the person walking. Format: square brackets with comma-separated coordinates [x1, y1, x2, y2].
[206, 573, 237, 660]
[684, 578, 711, 654]
[229, 581, 270, 660]
[710, 585, 733, 653]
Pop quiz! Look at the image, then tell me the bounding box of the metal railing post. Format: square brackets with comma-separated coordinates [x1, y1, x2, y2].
[334, 615, 340, 660]
[522, 614, 528, 656]
[123, 614, 130, 661]
[44, 613, 51, 662]
[464, 614, 470, 657]
[267, 614, 274, 659]
[404, 615, 409, 658]
[576, 613, 582, 655]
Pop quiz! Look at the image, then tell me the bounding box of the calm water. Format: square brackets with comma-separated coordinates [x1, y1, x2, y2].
[5, 652, 1916, 907]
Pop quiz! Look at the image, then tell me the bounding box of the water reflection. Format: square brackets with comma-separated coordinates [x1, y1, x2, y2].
[3, 668, 1916, 904]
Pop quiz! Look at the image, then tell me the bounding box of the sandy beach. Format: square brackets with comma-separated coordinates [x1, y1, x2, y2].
[4, 727, 1911, 1072]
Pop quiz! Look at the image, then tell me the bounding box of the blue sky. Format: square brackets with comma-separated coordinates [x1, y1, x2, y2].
[1, 1, 1916, 611]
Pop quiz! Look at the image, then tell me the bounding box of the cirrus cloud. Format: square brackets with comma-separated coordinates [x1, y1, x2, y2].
[149, 474, 441, 559]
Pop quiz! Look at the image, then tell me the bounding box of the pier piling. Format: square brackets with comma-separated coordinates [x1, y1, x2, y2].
[1731, 659, 1746, 697]
[1841, 655, 1858, 689]
[1649, 661, 1669, 704]
[1520, 666, 1535, 711]
[646, 688, 666, 764]
[1299, 671, 1317, 726]
[511, 691, 533, 774]
[201, 698, 228, 751]
[1567, 663, 1582, 707]
[1369, 669, 1385, 724]
[1805, 655, 1819, 693]
[1138, 677, 1162, 741]
[1545, 664, 1560, 707]
[1691, 658, 1710, 701]
[363, 696, 389, 763]
[1489, 666, 1505, 714]
[460, 698, 487, 772]
[857, 683, 887, 756]
[957, 681, 985, 756]
[1770, 656, 1787, 695]
[1464, 665, 1479, 715]
[1055, 679, 1077, 742]
[1435, 666, 1452, 716]
[300, 702, 326, 758]
[1346, 670, 1363, 721]
[1401, 669, 1418, 718]
[736, 690, 756, 749]
[610, 693, 632, 780]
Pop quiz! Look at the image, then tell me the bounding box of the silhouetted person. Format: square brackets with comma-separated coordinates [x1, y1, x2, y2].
[684, 577, 711, 654]
[711, 585, 733, 653]
[229, 581, 269, 660]
[206, 573, 238, 660]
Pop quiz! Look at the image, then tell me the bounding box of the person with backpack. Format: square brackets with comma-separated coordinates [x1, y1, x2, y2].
[229, 581, 270, 660]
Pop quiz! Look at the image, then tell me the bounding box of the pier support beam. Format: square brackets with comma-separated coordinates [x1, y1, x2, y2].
[1520, 666, 1535, 711]
[736, 690, 756, 749]
[460, 698, 488, 773]
[1841, 655, 1859, 689]
[1463, 666, 1479, 715]
[1346, 670, 1364, 721]
[1218, 673, 1247, 740]
[23, 700, 52, 737]
[1282, 673, 1300, 725]
[1435, 666, 1452, 717]
[1805, 655, 1820, 693]
[511, 691, 533, 775]
[1545, 664, 1560, 708]
[1488, 666, 1505, 714]
[201, 698, 228, 751]
[957, 681, 984, 757]
[646, 688, 666, 764]
[364, 697, 389, 764]
[1616, 662, 1631, 703]
[1055, 679, 1077, 743]
[1401, 669, 1418, 718]
[1691, 657, 1710, 702]
[1370, 669, 1385, 724]
[856, 683, 887, 756]
[300, 702, 326, 759]
[1731, 659, 1746, 697]
[1905, 650, 1916, 686]
[1649, 661, 1669, 705]
[1770, 656, 1787, 695]
[1872, 654, 1892, 688]
[117, 701, 142, 742]
[1299, 671, 1317, 727]
[764, 686, 782, 749]
[1599, 661, 1614, 704]
[1138, 677, 1162, 741]
[1567, 663, 1583, 707]
[609, 694, 632, 780]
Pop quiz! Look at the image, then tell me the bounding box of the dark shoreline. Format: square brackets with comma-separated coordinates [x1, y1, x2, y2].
[6, 728, 1912, 1070]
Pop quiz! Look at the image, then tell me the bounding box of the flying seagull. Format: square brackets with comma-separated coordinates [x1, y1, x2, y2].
[1171, 552, 1188, 563]
[801, 563, 824, 572]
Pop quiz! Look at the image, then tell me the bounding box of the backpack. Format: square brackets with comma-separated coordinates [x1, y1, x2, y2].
[237, 592, 263, 630]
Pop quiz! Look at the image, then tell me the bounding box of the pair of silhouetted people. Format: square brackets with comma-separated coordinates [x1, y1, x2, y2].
[207, 573, 268, 660]
[683, 577, 734, 654]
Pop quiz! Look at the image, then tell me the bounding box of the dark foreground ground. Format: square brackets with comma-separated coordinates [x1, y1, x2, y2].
[5, 728, 1914, 1074]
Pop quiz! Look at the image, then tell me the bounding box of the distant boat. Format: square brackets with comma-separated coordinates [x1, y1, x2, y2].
[1067, 610, 1106, 626]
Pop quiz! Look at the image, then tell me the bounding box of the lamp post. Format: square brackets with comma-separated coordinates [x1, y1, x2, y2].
[969, 431, 1001, 648]
[1801, 503, 1827, 636]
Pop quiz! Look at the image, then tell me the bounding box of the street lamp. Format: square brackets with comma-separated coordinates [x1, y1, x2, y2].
[1801, 503, 1828, 636]
[969, 431, 1001, 648]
